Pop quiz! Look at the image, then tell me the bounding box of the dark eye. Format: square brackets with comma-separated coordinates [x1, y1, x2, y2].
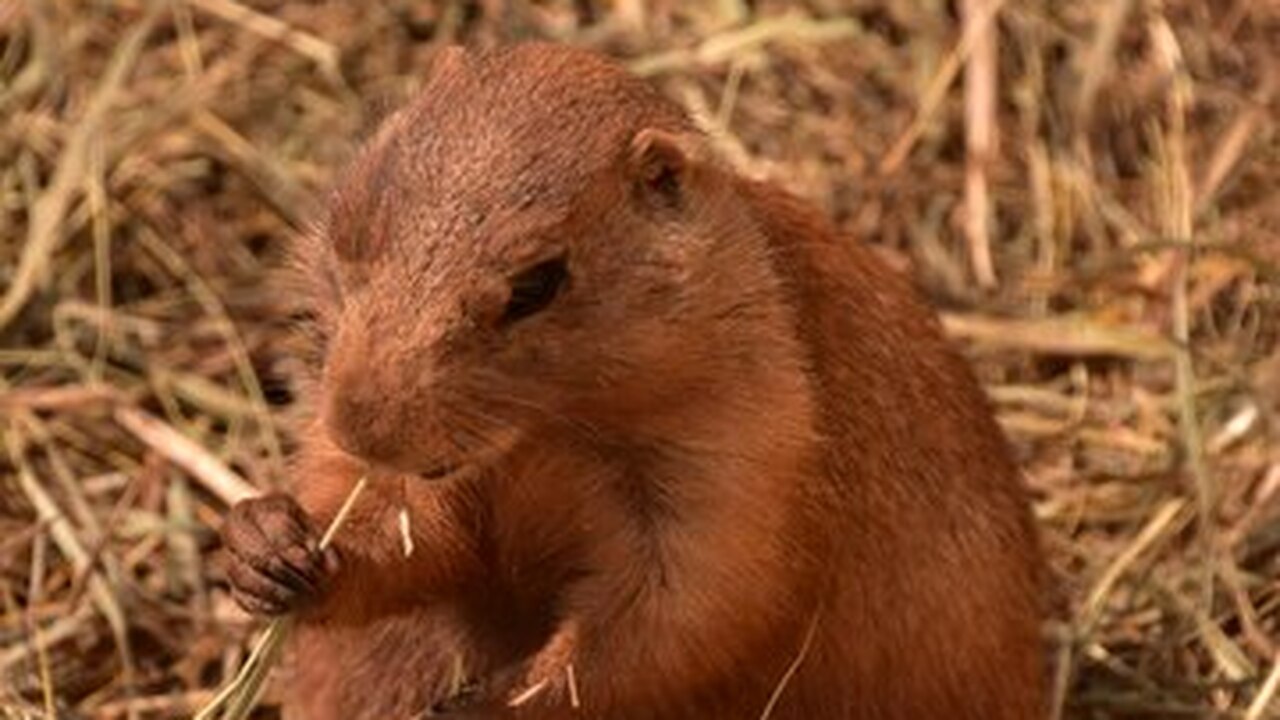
[500, 256, 568, 325]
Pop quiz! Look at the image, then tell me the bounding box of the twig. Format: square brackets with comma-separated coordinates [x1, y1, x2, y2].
[113, 406, 258, 506]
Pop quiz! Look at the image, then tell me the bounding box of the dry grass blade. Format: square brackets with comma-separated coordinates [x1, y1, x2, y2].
[940, 313, 1176, 359]
[961, 0, 999, 288]
[132, 228, 285, 468]
[193, 617, 292, 720]
[758, 611, 820, 720]
[1244, 654, 1280, 720]
[0, 383, 121, 412]
[0, 605, 95, 676]
[7, 430, 138, 716]
[1078, 499, 1189, 632]
[1195, 69, 1275, 214]
[630, 12, 861, 76]
[187, 0, 342, 84]
[1149, 13, 1216, 607]
[1073, 0, 1134, 130]
[0, 0, 162, 331]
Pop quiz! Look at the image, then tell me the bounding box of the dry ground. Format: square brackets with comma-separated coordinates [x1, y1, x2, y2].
[0, 1, 1277, 718]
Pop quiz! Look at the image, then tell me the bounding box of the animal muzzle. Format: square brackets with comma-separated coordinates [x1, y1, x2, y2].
[320, 327, 449, 474]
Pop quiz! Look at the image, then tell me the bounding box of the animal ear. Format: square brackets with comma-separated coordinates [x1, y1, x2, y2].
[628, 128, 700, 209]
[418, 45, 471, 94]
[428, 45, 469, 78]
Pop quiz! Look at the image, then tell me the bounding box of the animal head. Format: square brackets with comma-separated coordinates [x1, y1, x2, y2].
[298, 44, 791, 476]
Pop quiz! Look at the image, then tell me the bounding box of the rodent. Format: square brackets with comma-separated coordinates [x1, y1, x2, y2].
[220, 43, 1047, 720]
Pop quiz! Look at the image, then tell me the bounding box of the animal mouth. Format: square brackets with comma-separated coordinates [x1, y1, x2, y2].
[417, 462, 463, 481]
[411, 429, 522, 482]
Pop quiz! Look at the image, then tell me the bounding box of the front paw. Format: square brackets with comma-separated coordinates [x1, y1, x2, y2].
[220, 493, 338, 616]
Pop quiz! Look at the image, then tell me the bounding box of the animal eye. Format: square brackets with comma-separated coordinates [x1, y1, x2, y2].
[501, 256, 568, 325]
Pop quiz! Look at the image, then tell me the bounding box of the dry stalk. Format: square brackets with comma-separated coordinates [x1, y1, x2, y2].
[1148, 8, 1216, 607]
[961, 0, 1000, 288]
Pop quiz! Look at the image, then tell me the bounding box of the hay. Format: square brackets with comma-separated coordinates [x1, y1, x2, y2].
[1, 1, 1276, 718]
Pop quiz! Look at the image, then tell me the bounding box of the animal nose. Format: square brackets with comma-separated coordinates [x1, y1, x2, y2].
[321, 326, 415, 468]
[324, 374, 395, 465]
[325, 386, 385, 461]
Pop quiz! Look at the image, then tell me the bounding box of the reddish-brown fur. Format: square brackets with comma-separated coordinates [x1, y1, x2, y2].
[222, 43, 1046, 719]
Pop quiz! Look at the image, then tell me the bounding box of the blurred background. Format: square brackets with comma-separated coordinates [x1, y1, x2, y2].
[0, 1, 1276, 718]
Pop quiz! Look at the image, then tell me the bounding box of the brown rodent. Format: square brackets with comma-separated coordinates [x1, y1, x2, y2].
[221, 43, 1046, 720]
